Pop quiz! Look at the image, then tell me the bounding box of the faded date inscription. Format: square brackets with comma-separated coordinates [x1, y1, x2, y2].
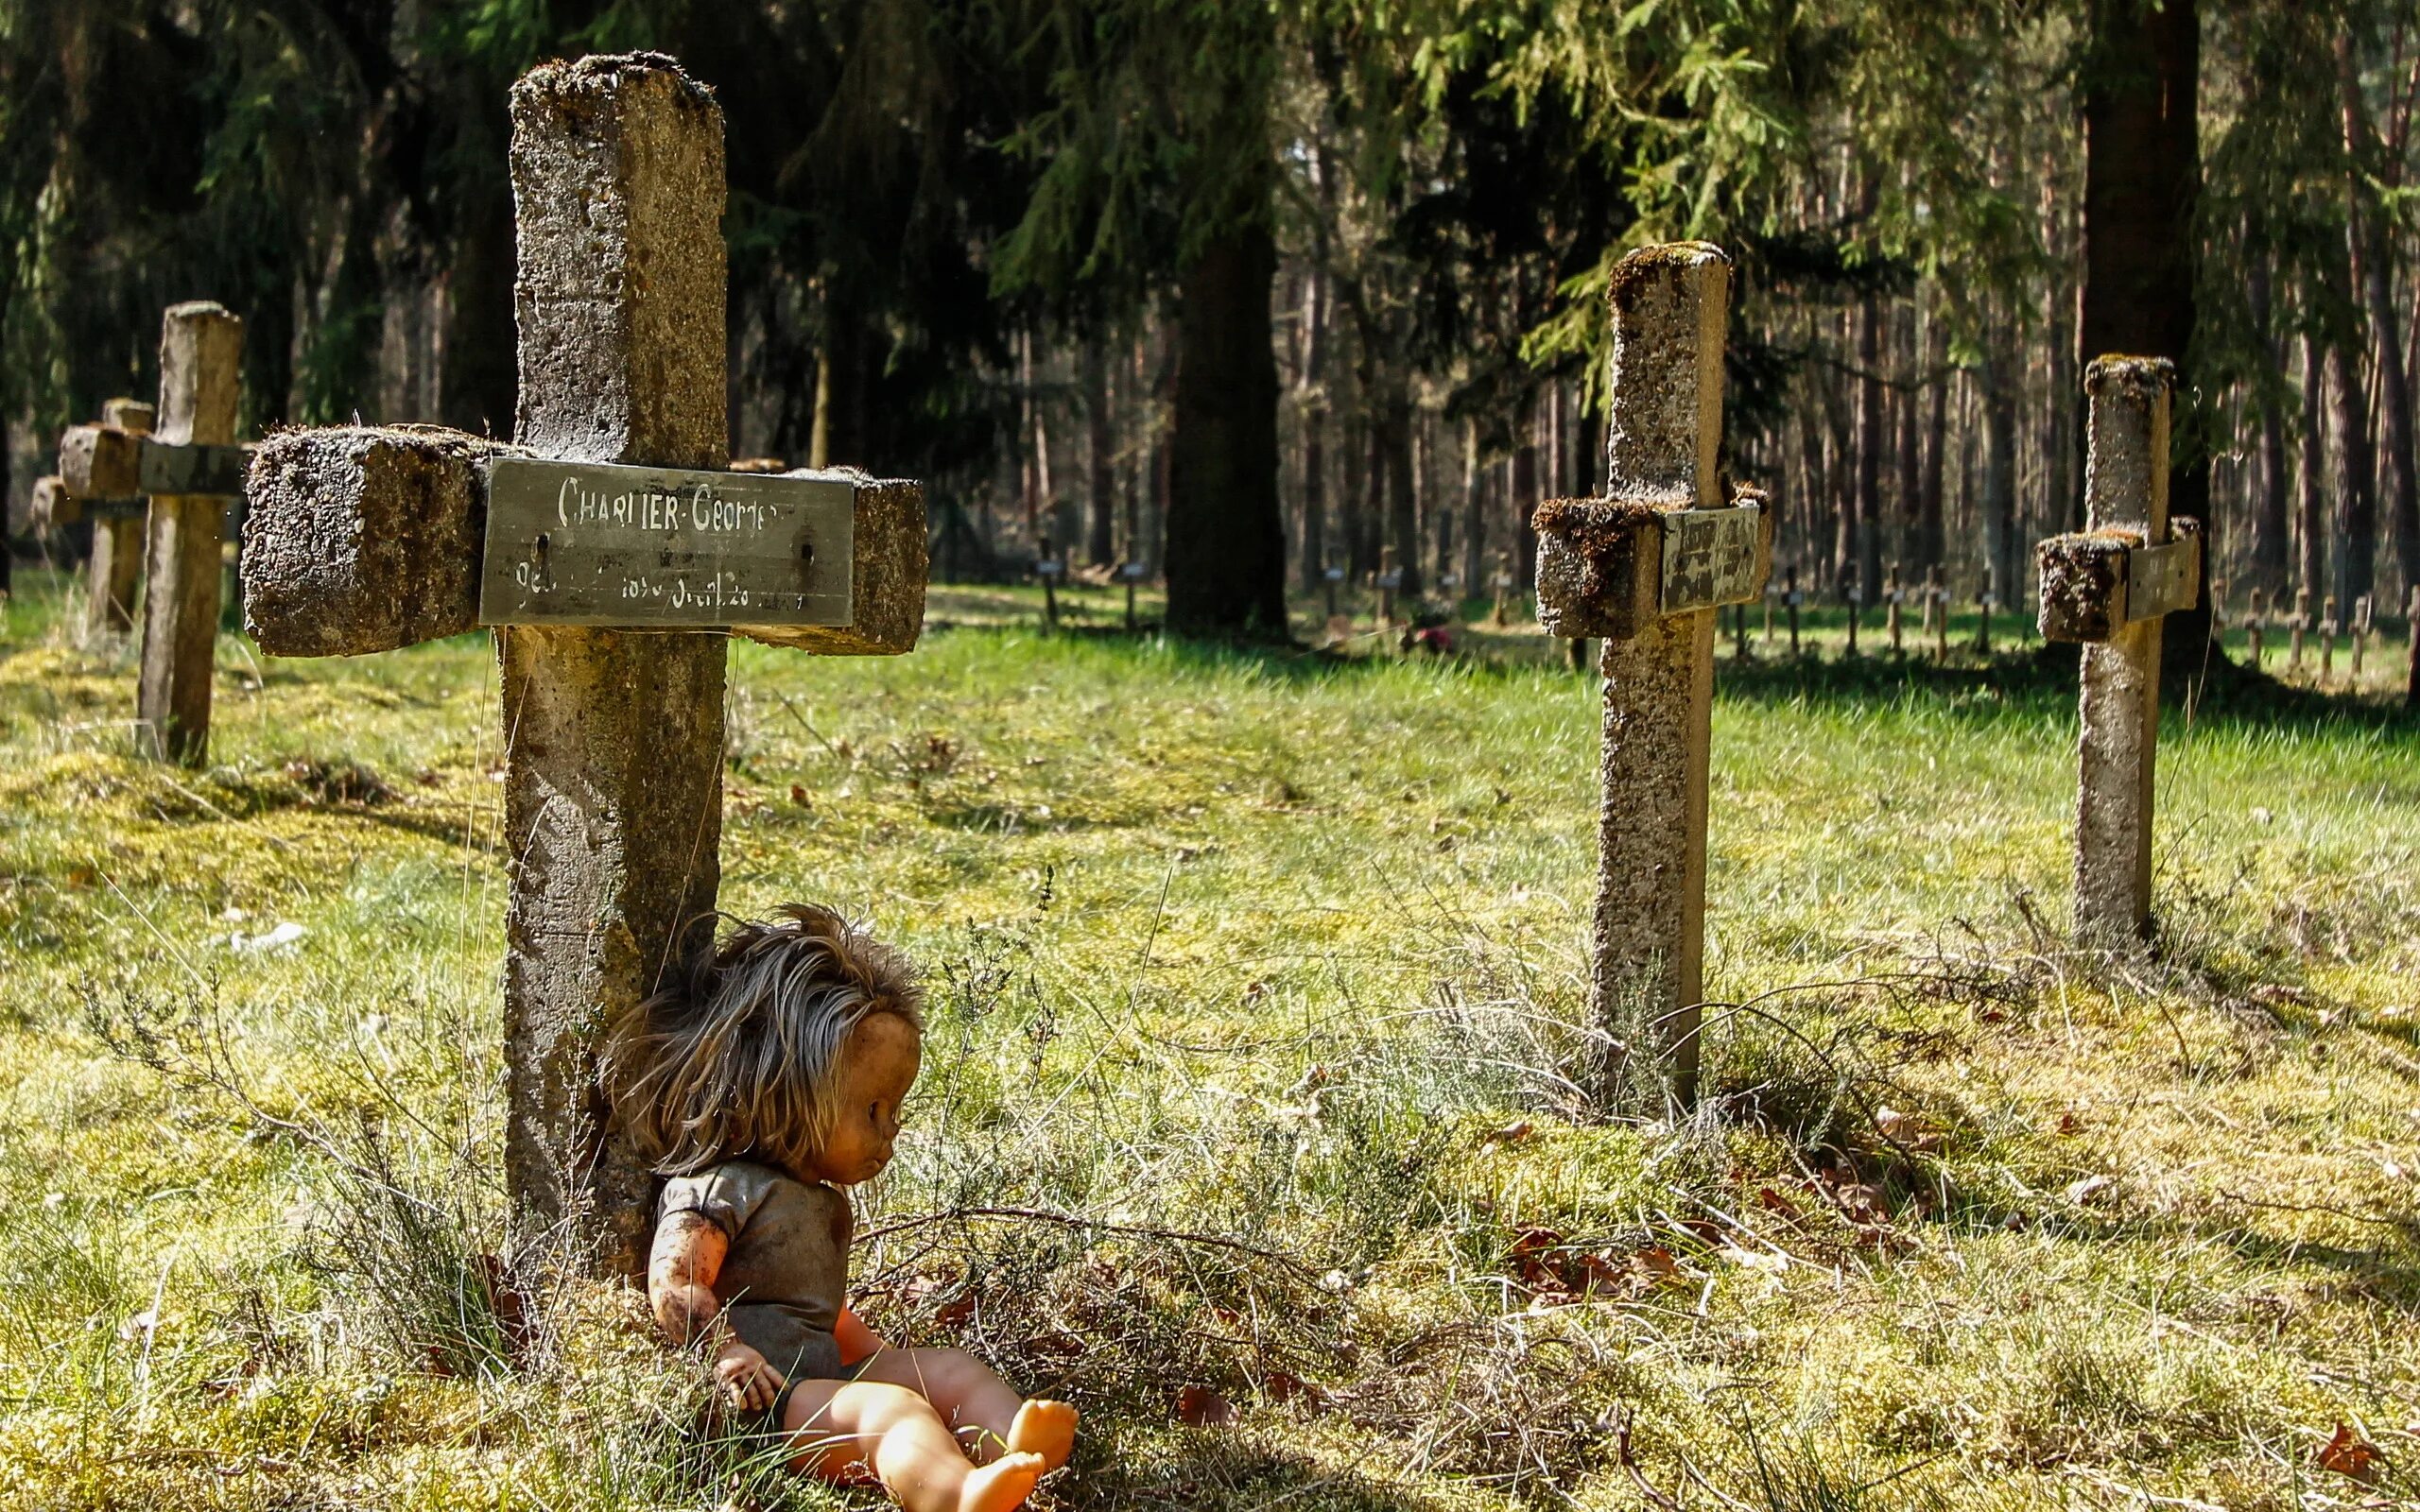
[477, 458, 855, 627]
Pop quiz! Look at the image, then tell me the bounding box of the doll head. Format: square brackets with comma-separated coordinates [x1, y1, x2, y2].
[608, 904, 924, 1186]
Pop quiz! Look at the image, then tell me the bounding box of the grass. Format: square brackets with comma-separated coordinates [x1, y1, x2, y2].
[2, 563, 2417, 1511]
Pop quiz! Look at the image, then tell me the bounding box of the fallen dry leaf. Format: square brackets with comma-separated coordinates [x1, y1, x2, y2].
[1176, 1385, 1238, 1427]
[2317, 1421, 2383, 1482]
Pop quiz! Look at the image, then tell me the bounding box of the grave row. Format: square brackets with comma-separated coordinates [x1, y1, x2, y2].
[23, 51, 2211, 1274]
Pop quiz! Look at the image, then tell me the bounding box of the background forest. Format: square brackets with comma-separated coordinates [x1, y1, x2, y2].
[1, 0, 2416, 644]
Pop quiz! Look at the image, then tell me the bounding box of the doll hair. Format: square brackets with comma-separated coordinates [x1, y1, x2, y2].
[606, 904, 924, 1177]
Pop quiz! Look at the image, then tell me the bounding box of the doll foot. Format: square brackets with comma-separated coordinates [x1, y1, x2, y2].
[1007, 1399, 1079, 1471]
[959, 1451, 1046, 1512]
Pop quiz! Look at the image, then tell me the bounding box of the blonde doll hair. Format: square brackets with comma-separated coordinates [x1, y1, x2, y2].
[606, 904, 924, 1177]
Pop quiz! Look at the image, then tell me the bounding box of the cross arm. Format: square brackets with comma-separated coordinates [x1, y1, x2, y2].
[244, 425, 517, 657]
[1531, 485, 1772, 640]
[243, 428, 926, 659]
[61, 422, 251, 500]
[2036, 518, 2202, 643]
[734, 470, 926, 656]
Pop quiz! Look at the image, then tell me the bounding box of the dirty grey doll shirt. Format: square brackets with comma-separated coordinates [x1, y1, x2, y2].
[659, 1160, 852, 1383]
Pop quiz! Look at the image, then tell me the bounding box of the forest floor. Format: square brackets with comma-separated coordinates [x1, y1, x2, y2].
[2, 566, 2417, 1512]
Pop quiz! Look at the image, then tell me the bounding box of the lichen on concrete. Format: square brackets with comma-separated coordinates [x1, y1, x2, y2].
[243, 425, 522, 658]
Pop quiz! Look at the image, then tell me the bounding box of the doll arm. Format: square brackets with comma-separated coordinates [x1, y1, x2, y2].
[648, 1209, 733, 1346]
[835, 1304, 890, 1363]
[650, 1211, 786, 1409]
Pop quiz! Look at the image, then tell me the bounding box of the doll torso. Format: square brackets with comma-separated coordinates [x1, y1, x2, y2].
[659, 1159, 852, 1382]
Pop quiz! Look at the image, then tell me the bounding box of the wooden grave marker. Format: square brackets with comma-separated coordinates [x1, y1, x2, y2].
[59, 306, 249, 764]
[1530, 242, 1771, 1111]
[2034, 356, 2201, 941]
[240, 54, 927, 1275]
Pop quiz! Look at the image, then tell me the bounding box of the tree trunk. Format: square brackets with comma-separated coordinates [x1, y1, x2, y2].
[1512, 394, 1539, 588]
[1167, 221, 1289, 637]
[1856, 293, 1885, 602]
[1084, 335, 1116, 567]
[1297, 267, 1327, 590]
[2326, 296, 2379, 611]
[1383, 387, 1421, 595]
[2246, 245, 2290, 592]
[2081, 0, 2208, 671]
[2339, 35, 2420, 592]
[1461, 419, 1484, 593]
[1982, 337, 2019, 608]
[1919, 318, 1949, 573]
[2298, 331, 2328, 606]
[1893, 304, 1920, 582]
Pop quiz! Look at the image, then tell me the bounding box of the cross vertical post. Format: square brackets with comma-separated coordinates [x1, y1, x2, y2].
[2247, 588, 2266, 666]
[242, 55, 927, 1278]
[137, 304, 244, 765]
[2035, 357, 2199, 942]
[84, 399, 155, 638]
[1886, 560, 1904, 653]
[498, 56, 733, 1271]
[1530, 243, 1768, 1112]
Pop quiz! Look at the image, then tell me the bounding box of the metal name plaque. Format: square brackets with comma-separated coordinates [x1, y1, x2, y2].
[139, 440, 252, 498]
[2124, 534, 2201, 624]
[1658, 503, 1763, 613]
[477, 458, 855, 627]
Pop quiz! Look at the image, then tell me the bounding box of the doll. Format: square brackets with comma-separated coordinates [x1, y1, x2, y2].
[608, 905, 1078, 1512]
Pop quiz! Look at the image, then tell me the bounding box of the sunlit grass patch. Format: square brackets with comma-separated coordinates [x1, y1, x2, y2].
[2, 567, 2415, 1509]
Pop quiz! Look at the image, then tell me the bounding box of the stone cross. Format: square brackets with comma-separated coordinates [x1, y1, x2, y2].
[2246, 587, 2266, 666]
[2034, 357, 2201, 941]
[1886, 560, 1904, 653]
[239, 55, 926, 1277]
[33, 397, 161, 639]
[59, 312, 248, 763]
[1530, 243, 1770, 1111]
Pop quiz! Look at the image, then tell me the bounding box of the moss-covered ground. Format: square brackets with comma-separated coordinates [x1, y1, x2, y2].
[3, 566, 2416, 1511]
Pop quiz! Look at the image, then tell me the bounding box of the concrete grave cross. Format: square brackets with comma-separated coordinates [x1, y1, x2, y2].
[1528, 242, 1772, 1112]
[58, 308, 249, 763]
[239, 54, 927, 1276]
[32, 397, 158, 641]
[2033, 357, 2200, 941]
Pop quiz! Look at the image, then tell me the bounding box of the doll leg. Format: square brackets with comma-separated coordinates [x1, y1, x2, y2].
[852, 1348, 1078, 1471]
[778, 1378, 1046, 1512]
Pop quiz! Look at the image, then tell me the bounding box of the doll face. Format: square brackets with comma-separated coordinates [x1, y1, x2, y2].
[801, 1011, 921, 1187]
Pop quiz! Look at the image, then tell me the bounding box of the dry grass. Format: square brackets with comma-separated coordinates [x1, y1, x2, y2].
[1, 567, 2416, 1510]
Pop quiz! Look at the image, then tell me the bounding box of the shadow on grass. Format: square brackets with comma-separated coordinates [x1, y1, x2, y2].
[1063, 1435, 1473, 1512]
[927, 608, 2420, 747]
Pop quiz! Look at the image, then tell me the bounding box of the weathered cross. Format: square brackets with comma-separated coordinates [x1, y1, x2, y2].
[31, 397, 160, 641]
[57, 308, 248, 763]
[2034, 357, 2200, 941]
[239, 54, 926, 1277]
[1530, 243, 1771, 1111]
